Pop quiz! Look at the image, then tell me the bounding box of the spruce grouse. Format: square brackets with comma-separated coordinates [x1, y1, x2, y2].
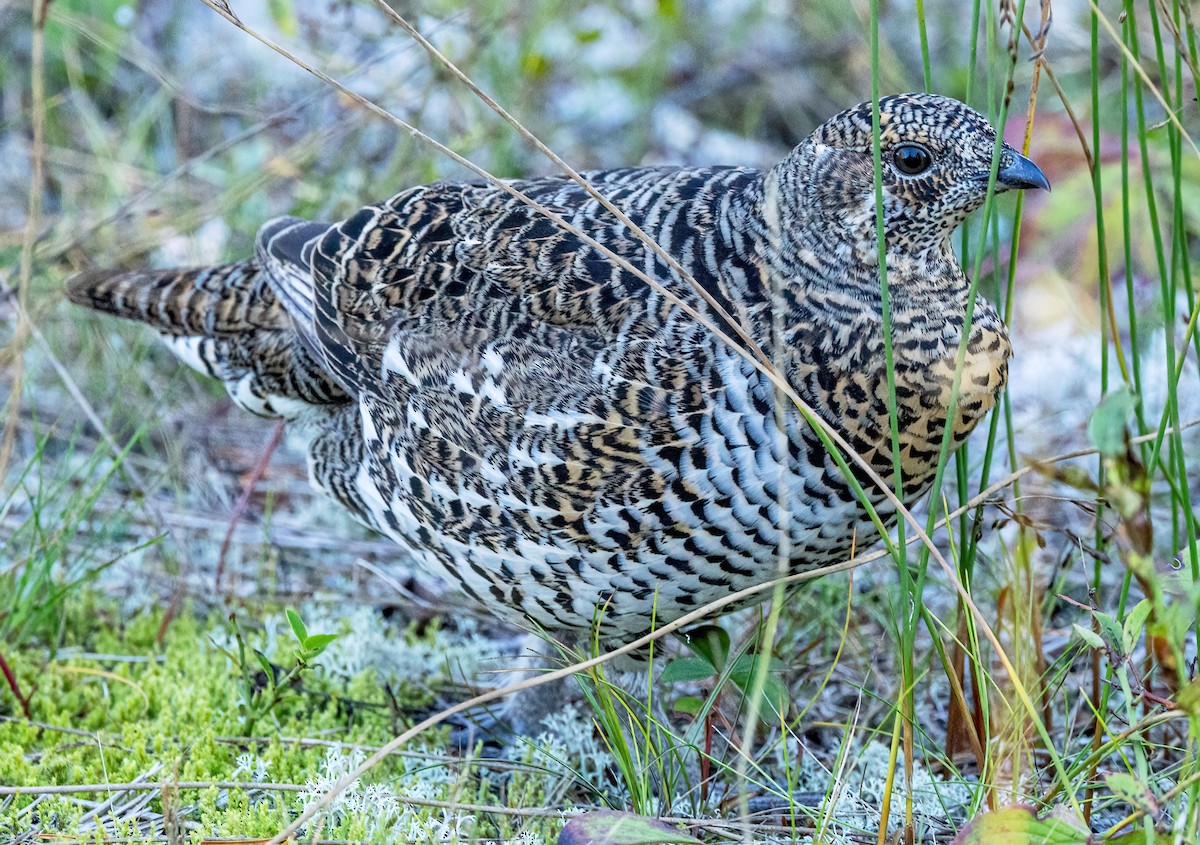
[68, 93, 1048, 643]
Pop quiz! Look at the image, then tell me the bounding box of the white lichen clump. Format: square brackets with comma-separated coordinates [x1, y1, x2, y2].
[529, 705, 618, 798]
[297, 747, 475, 842]
[300, 604, 501, 688]
[232, 752, 271, 783]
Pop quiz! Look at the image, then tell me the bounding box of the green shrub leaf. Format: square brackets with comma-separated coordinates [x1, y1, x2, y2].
[682, 625, 729, 671]
[1104, 772, 1157, 816]
[558, 810, 703, 845]
[660, 657, 717, 684]
[302, 633, 338, 655]
[285, 608, 308, 643]
[1121, 599, 1153, 655]
[952, 804, 1089, 844]
[1072, 623, 1104, 650]
[1087, 386, 1136, 458]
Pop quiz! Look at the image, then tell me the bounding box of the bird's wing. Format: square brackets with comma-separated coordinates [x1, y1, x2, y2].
[350, 321, 686, 545]
[255, 216, 329, 323]
[258, 166, 757, 396]
[256, 167, 750, 550]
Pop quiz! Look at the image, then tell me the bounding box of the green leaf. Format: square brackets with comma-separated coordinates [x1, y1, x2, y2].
[1175, 676, 1200, 717]
[1104, 772, 1157, 816]
[520, 52, 551, 78]
[253, 649, 274, 684]
[750, 677, 789, 723]
[682, 624, 729, 671]
[1072, 623, 1105, 650]
[1087, 386, 1137, 458]
[671, 695, 705, 716]
[728, 678, 788, 723]
[1121, 599, 1153, 655]
[729, 657, 784, 689]
[1107, 833, 1174, 844]
[302, 633, 338, 655]
[659, 657, 717, 684]
[729, 653, 786, 677]
[727, 655, 789, 723]
[1091, 610, 1126, 659]
[952, 804, 1089, 845]
[657, 0, 683, 21]
[557, 810, 702, 845]
[285, 608, 308, 643]
[267, 0, 299, 37]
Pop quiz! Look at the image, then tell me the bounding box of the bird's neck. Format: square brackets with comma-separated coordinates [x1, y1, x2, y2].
[729, 169, 969, 316]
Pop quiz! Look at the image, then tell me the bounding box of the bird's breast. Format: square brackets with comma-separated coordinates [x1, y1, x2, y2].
[887, 316, 1010, 481]
[781, 297, 1010, 493]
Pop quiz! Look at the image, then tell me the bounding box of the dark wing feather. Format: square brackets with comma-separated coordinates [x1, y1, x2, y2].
[290, 168, 748, 555]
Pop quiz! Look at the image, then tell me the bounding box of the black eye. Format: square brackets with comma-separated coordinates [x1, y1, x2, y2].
[893, 143, 933, 175]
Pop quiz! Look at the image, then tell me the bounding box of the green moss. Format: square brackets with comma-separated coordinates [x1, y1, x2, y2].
[1, 595, 578, 842]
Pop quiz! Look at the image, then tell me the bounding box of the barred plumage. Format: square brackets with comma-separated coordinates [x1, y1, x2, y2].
[67, 93, 1048, 642]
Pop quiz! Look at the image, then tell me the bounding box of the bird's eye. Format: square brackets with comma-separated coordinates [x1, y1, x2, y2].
[892, 143, 933, 176]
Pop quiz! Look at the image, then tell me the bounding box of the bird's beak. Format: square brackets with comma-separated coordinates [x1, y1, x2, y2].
[996, 147, 1051, 192]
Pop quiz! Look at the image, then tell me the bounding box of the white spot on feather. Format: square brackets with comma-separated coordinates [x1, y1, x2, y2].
[228, 374, 272, 417]
[495, 492, 558, 519]
[361, 407, 379, 441]
[478, 377, 508, 407]
[265, 395, 314, 421]
[406, 405, 429, 429]
[524, 410, 607, 428]
[356, 463, 390, 526]
[382, 338, 417, 384]
[482, 347, 505, 376]
[592, 359, 614, 381]
[449, 368, 475, 396]
[479, 460, 507, 485]
[161, 336, 215, 376]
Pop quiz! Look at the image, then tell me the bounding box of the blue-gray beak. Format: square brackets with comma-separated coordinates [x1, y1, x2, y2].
[997, 148, 1051, 192]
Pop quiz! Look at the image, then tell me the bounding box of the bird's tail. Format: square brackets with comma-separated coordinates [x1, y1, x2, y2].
[66, 262, 346, 418]
[65, 261, 281, 336]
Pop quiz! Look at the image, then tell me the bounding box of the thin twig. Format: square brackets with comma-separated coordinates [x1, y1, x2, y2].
[215, 418, 286, 594]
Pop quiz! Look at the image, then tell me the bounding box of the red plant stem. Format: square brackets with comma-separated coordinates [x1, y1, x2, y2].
[700, 710, 713, 805]
[0, 650, 31, 719]
[216, 418, 287, 593]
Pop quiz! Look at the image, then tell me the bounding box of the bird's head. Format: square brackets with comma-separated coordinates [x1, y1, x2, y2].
[766, 93, 1049, 263]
